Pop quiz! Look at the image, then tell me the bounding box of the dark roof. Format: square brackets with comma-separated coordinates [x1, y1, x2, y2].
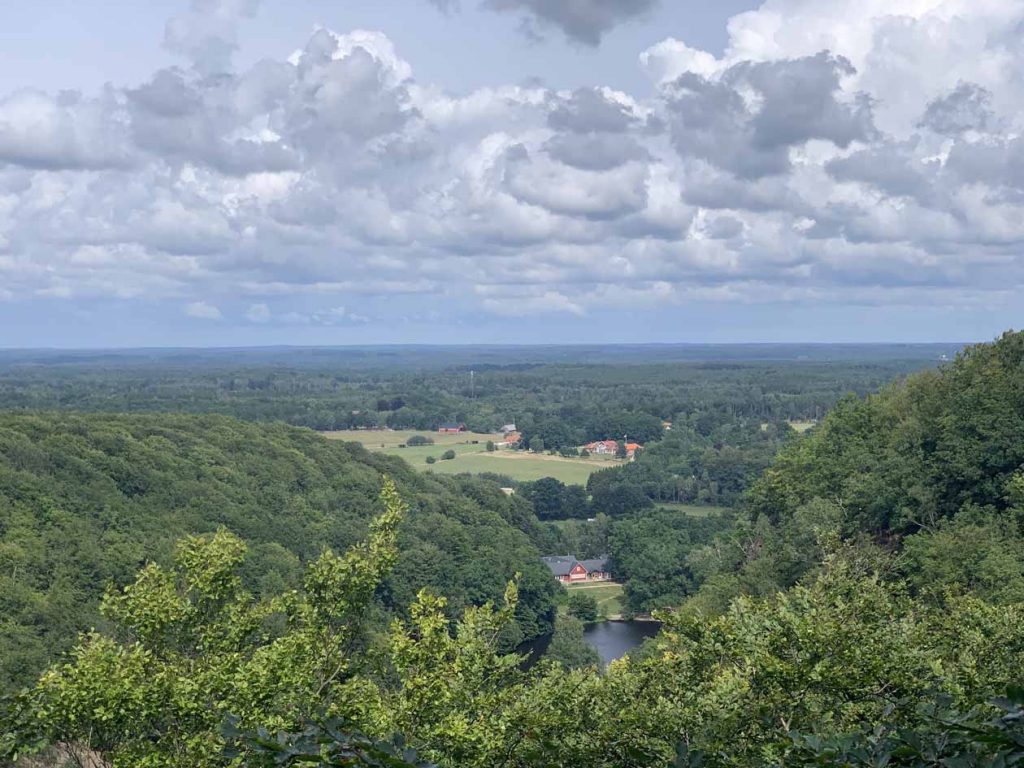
[439, 422, 464, 430]
[541, 554, 609, 577]
[580, 556, 609, 573]
[540, 555, 577, 577]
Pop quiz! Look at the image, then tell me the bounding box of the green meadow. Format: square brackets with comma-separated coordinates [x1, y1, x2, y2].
[323, 429, 621, 484]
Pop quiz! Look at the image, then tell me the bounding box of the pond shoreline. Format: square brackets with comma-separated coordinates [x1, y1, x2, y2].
[519, 619, 661, 668]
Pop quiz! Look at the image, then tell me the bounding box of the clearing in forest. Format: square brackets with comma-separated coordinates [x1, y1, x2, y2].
[322, 429, 621, 484]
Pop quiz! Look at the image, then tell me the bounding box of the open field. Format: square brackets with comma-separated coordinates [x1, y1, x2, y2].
[566, 582, 625, 619]
[787, 419, 818, 433]
[425, 451, 619, 484]
[322, 429, 500, 449]
[323, 429, 622, 484]
[653, 503, 732, 517]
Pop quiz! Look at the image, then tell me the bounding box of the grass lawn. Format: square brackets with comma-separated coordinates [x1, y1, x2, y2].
[787, 419, 817, 433]
[428, 451, 618, 484]
[566, 582, 625, 619]
[653, 502, 731, 517]
[323, 429, 621, 484]
[322, 429, 500, 449]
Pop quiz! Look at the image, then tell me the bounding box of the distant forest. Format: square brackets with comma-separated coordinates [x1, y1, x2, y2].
[0, 344, 951, 434]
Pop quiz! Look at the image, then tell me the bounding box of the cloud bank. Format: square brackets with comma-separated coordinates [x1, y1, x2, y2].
[2, 0, 1024, 335]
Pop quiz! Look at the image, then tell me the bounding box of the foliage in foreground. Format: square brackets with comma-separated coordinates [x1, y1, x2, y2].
[3, 481, 1021, 768]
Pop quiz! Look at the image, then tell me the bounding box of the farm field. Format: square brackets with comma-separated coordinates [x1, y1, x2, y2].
[427, 451, 619, 484]
[322, 429, 622, 484]
[653, 502, 732, 517]
[321, 429, 500, 449]
[565, 582, 625, 619]
[787, 419, 817, 432]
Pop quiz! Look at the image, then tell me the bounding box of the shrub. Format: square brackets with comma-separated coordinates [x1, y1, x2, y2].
[407, 435, 434, 446]
[425, 456, 437, 464]
[567, 592, 599, 622]
[441, 450, 456, 460]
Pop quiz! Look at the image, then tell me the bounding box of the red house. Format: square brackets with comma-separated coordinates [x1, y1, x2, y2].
[540, 555, 611, 583]
[437, 423, 466, 434]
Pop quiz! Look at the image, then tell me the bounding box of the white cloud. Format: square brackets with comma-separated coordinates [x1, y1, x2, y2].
[184, 300, 223, 319]
[2, 1, 1024, 328]
[480, 289, 585, 316]
[245, 302, 270, 322]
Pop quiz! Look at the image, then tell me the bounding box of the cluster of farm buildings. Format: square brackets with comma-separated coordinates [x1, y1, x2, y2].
[437, 423, 643, 457]
[582, 440, 642, 458]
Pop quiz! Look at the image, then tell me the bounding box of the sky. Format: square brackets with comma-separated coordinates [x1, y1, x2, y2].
[0, 0, 1021, 347]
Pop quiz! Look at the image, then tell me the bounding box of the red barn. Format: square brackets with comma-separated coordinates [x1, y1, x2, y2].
[437, 423, 466, 434]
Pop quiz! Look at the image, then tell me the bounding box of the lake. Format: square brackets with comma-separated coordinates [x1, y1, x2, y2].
[519, 620, 661, 668]
[583, 620, 661, 666]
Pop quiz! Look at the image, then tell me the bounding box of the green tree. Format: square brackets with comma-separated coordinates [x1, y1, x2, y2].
[590, 483, 651, 517]
[6, 479, 407, 767]
[901, 511, 1024, 604]
[521, 477, 566, 520]
[544, 616, 600, 670]
[567, 592, 598, 622]
[441, 449, 456, 461]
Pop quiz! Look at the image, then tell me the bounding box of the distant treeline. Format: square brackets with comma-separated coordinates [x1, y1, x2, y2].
[0, 355, 938, 437]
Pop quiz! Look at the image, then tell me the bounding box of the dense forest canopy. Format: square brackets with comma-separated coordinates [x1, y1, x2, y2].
[5, 336, 1024, 767]
[749, 331, 1024, 534]
[0, 346, 947, 436]
[0, 413, 557, 692]
[679, 330, 1024, 615]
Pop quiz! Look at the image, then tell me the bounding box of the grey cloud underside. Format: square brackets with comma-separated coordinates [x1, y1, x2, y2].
[664, 53, 874, 179]
[547, 87, 637, 133]
[3, 3, 1024, 320]
[543, 133, 648, 170]
[919, 82, 993, 136]
[473, 0, 659, 45]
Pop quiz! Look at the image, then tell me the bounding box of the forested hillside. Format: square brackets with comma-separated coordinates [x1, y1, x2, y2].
[680, 331, 1024, 614]
[0, 413, 557, 692]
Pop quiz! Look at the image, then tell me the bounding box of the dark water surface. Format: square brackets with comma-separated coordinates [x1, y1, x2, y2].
[583, 620, 661, 666]
[519, 620, 661, 668]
